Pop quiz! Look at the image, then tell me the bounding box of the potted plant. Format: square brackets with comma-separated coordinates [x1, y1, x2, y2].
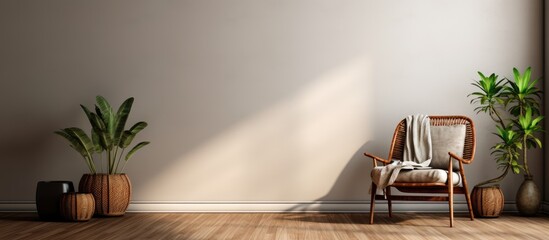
[55, 96, 149, 216]
[469, 67, 543, 216]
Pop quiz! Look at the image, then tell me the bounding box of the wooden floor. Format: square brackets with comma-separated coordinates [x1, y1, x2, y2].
[1, 212, 549, 240]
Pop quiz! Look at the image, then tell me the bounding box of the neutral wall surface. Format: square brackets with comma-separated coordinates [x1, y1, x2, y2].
[0, 0, 543, 209]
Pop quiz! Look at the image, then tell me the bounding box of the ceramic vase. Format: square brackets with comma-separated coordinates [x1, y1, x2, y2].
[516, 176, 540, 216]
[36, 181, 74, 220]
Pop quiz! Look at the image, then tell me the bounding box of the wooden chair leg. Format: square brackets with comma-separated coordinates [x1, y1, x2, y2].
[461, 176, 474, 221]
[448, 186, 454, 227]
[370, 183, 376, 224]
[386, 187, 393, 218]
[464, 192, 474, 220]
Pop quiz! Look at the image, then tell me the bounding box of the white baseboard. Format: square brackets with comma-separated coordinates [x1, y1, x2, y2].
[0, 200, 518, 213]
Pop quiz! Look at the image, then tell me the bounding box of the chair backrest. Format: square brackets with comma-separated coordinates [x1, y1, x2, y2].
[387, 116, 476, 165]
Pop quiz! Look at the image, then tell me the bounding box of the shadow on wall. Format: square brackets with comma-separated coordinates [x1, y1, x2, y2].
[315, 142, 376, 201]
[0, 108, 90, 201]
[282, 141, 377, 213]
[133, 57, 380, 201]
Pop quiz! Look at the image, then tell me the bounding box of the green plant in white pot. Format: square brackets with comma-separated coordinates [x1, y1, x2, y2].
[55, 96, 149, 216]
[469, 67, 543, 216]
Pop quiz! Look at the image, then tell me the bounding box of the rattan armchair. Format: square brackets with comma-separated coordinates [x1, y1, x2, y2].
[364, 115, 476, 227]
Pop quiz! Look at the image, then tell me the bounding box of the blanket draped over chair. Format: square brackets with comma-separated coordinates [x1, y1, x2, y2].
[403, 114, 432, 163]
[372, 114, 432, 195]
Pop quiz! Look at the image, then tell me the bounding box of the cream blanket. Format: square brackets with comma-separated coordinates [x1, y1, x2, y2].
[372, 114, 432, 195]
[403, 114, 432, 163]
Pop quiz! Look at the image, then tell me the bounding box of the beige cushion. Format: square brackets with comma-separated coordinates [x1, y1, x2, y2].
[429, 125, 466, 171]
[371, 167, 461, 185]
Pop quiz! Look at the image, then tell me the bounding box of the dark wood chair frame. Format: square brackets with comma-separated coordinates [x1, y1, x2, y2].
[364, 115, 476, 227]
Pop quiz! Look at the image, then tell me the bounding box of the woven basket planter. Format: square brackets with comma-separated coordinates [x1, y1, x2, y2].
[471, 185, 504, 218]
[79, 174, 131, 217]
[60, 193, 95, 221]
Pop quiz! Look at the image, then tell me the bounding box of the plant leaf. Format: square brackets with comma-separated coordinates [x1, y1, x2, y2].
[113, 97, 134, 146]
[129, 121, 147, 134]
[119, 121, 148, 148]
[119, 130, 135, 148]
[125, 141, 150, 161]
[96, 95, 114, 135]
[90, 113, 111, 149]
[55, 130, 87, 158]
[65, 127, 94, 157]
[91, 129, 103, 153]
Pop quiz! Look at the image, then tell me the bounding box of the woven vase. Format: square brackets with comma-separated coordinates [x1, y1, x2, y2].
[60, 193, 95, 221]
[79, 174, 131, 217]
[471, 185, 504, 218]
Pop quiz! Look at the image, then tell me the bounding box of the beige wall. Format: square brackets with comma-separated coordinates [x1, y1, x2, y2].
[0, 0, 543, 209]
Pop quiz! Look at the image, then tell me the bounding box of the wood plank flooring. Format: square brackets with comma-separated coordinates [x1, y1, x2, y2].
[1, 212, 549, 240]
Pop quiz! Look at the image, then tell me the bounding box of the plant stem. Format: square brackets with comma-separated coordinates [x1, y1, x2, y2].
[114, 148, 125, 174]
[85, 156, 96, 174]
[119, 159, 128, 173]
[85, 151, 96, 174]
[523, 136, 531, 177]
[108, 150, 113, 174]
[475, 165, 510, 187]
[490, 105, 506, 129]
[84, 157, 93, 173]
[91, 158, 96, 174]
[113, 147, 119, 173]
[99, 153, 103, 173]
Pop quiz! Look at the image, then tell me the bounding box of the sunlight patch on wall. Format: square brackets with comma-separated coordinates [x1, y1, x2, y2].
[140, 58, 375, 201]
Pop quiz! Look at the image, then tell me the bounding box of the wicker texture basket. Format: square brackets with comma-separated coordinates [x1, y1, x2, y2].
[471, 185, 504, 218]
[60, 193, 95, 221]
[79, 174, 131, 216]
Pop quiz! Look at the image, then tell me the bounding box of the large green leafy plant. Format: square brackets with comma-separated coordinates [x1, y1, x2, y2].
[469, 67, 543, 187]
[55, 96, 150, 174]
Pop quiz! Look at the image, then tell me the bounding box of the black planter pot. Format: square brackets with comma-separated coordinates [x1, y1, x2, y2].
[36, 181, 74, 220]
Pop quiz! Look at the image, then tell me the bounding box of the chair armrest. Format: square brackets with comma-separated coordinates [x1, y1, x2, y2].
[364, 153, 391, 167]
[448, 152, 472, 164]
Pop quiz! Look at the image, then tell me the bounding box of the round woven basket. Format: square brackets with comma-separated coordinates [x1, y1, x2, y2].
[471, 185, 504, 218]
[60, 193, 95, 221]
[79, 174, 131, 217]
